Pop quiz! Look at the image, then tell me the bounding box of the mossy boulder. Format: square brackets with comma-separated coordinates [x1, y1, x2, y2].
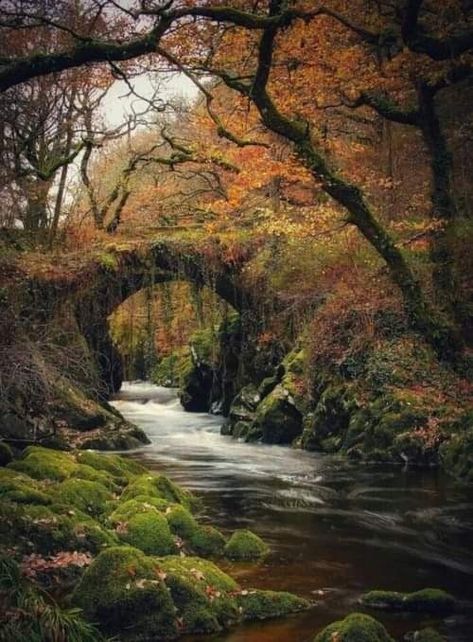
[76, 450, 146, 481]
[0, 501, 116, 555]
[439, 425, 473, 483]
[54, 478, 113, 517]
[313, 612, 394, 642]
[238, 589, 309, 620]
[360, 588, 455, 614]
[224, 529, 269, 561]
[301, 383, 357, 452]
[410, 628, 444, 642]
[71, 463, 121, 492]
[165, 504, 198, 539]
[116, 508, 177, 556]
[73, 546, 177, 640]
[110, 497, 170, 524]
[9, 446, 79, 481]
[0, 441, 13, 466]
[189, 525, 227, 558]
[0, 468, 51, 505]
[120, 474, 195, 509]
[249, 385, 302, 445]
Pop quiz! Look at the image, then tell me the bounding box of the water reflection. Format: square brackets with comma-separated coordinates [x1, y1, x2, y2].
[112, 382, 473, 641]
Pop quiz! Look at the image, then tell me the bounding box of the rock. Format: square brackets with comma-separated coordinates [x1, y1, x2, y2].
[53, 478, 113, 518]
[250, 384, 302, 445]
[189, 525, 227, 558]
[120, 473, 196, 510]
[115, 507, 177, 556]
[0, 468, 51, 505]
[439, 423, 473, 484]
[224, 529, 269, 561]
[0, 501, 117, 555]
[165, 504, 199, 539]
[360, 588, 455, 614]
[9, 446, 80, 481]
[72, 546, 178, 640]
[407, 628, 445, 642]
[238, 589, 309, 620]
[313, 612, 394, 642]
[301, 383, 356, 452]
[0, 413, 32, 442]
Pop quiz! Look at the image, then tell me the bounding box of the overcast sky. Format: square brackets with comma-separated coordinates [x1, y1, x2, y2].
[102, 72, 198, 128]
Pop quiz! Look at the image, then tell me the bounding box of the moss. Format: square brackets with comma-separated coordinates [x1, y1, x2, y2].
[238, 589, 309, 620]
[109, 497, 170, 524]
[9, 446, 79, 481]
[251, 385, 302, 445]
[116, 508, 177, 556]
[156, 556, 238, 634]
[412, 628, 444, 642]
[189, 525, 227, 558]
[120, 473, 195, 509]
[360, 588, 455, 614]
[313, 612, 394, 642]
[224, 529, 269, 561]
[0, 468, 51, 505]
[0, 502, 116, 555]
[76, 451, 147, 481]
[72, 463, 121, 492]
[0, 441, 13, 466]
[165, 504, 198, 539]
[54, 478, 113, 517]
[72, 546, 177, 640]
[439, 427, 473, 483]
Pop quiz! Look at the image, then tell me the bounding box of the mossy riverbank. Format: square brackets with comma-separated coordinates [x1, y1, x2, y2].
[0, 445, 308, 641]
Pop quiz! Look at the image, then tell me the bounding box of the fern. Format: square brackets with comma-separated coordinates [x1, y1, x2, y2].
[0, 555, 108, 642]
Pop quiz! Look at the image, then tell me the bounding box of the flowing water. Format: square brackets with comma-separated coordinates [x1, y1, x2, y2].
[111, 382, 473, 642]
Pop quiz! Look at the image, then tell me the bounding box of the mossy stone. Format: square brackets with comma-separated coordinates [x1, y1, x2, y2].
[0, 501, 116, 555]
[120, 473, 195, 509]
[224, 529, 269, 561]
[117, 509, 177, 556]
[238, 589, 309, 620]
[189, 525, 227, 558]
[72, 546, 177, 640]
[411, 628, 444, 642]
[76, 451, 146, 480]
[0, 468, 51, 505]
[54, 478, 113, 517]
[109, 497, 170, 524]
[360, 588, 455, 614]
[8, 446, 79, 481]
[165, 504, 198, 539]
[251, 385, 302, 445]
[313, 612, 394, 642]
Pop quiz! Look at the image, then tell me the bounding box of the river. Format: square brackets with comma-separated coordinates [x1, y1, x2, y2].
[111, 382, 473, 642]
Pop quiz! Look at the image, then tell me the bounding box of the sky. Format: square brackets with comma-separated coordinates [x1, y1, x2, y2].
[102, 72, 199, 128]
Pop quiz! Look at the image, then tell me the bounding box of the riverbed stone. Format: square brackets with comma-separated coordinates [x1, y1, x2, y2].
[224, 529, 269, 561]
[313, 612, 394, 642]
[360, 588, 455, 614]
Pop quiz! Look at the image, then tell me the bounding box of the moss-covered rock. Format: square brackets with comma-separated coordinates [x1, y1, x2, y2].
[0, 468, 51, 505]
[189, 525, 227, 558]
[109, 497, 170, 524]
[249, 385, 302, 445]
[313, 612, 394, 642]
[360, 588, 455, 614]
[72, 463, 121, 492]
[224, 529, 269, 561]
[116, 508, 177, 556]
[439, 424, 473, 483]
[54, 478, 113, 517]
[120, 473, 195, 509]
[165, 504, 198, 539]
[9, 446, 79, 481]
[410, 628, 445, 642]
[72, 546, 177, 640]
[0, 441, 13, 466]
[0, 501, 116, 555]
[76, 450, 146, 480]
[238, 589, 309, 620]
